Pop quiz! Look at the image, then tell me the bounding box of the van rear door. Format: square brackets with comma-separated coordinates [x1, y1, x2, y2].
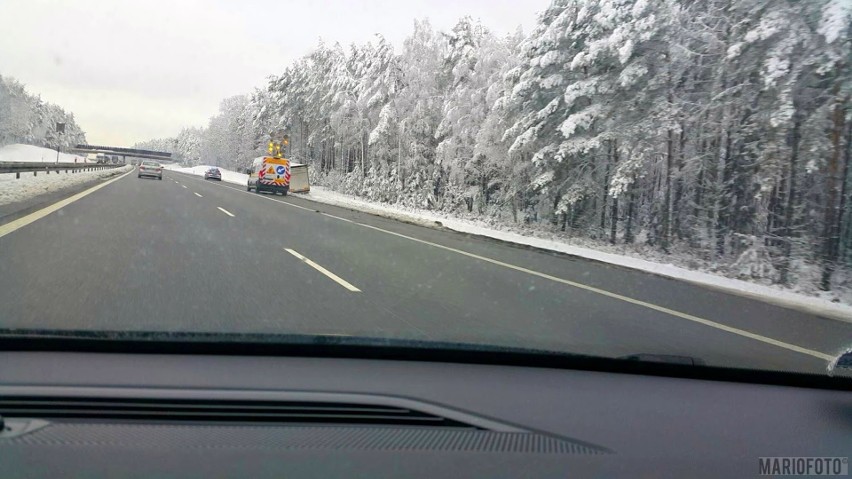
[258, 157, 290, 188]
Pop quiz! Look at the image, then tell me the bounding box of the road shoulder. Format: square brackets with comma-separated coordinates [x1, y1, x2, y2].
[0, 167, 131, 227]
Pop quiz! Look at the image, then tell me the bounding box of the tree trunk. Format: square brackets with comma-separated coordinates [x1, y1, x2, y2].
[610, 141, 619, 244]
[714, 127, 733, 258]
[625, 177, 635, 244]
[835, 110, 851, 265]
[330, 135, 336, 172]
[511, 192, 518, 223]
[360, 132, 366, 178]
[693, 154, 704, 238]
[552, 194, 561, 226]
[766, 179, 783, 247]
[301, 118, 306, 164]
[779, 109, 802, 285]
[710, 9, 732, 258]
[820, 91, 847, 291]
[674, 125, 686, 239]
[662, 127, 673, 253]
[397, 127, 403, 191]
[600, 142, 611, 233]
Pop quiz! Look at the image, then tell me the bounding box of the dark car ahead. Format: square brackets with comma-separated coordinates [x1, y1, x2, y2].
[204, 168, 222, 181]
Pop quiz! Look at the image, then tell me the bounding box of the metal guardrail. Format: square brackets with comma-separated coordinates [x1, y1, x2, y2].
[0, 162, 122, 178]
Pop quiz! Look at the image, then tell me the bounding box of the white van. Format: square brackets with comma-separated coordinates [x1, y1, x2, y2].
[246, 156, 290, 196]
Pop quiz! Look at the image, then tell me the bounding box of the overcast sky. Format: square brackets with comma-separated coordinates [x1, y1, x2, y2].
[0, 0, 542, 145]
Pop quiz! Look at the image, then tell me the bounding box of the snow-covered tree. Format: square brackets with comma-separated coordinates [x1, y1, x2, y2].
[135, 0, 851, 291]
[0, 75, 87, 149]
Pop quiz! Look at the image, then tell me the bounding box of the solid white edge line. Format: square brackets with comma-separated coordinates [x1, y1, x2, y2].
[194, 192, 203, 197]
[321, 212, 354, 223]
[284, 248, 361, 292]
[0, 168, 134, 239]
[354, 222, 834, 362]
[217, 207, 235, 217]
[169, 171, 833, 362]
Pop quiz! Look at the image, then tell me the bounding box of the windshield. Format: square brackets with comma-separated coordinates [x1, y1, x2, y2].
[0, 0, 850, 378]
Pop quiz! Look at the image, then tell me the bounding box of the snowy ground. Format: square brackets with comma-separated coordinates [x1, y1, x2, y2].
[0, 165, 132, 206]
[168, 164, 852, 319]
[0, 144, 130, 207]
[0, 144, 93, 163]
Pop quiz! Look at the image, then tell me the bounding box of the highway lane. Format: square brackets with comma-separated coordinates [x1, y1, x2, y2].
[1, 168, 850, 374]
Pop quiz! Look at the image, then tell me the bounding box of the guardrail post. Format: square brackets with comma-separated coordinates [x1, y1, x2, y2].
[33, 171, 37, 177]
[16, 172, 20, 179]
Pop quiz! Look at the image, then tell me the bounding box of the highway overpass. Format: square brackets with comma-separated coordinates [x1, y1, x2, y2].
[70, 144, 172, 162]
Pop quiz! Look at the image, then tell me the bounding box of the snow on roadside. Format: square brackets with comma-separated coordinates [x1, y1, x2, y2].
[163, 164, 247, 185]
[301, 186, 852, 321]
[0, 165, 132, 206]
[0, 144, 94, 163]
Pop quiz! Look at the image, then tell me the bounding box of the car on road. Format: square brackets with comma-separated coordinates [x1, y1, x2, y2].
[138, 161, 163, 180]
[204, 167, 222, 181]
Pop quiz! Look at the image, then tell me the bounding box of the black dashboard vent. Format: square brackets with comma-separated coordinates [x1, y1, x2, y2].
[0, 397, 478, 428]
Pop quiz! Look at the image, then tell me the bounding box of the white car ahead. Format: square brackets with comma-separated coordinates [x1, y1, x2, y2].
[138, 161, 163, 180]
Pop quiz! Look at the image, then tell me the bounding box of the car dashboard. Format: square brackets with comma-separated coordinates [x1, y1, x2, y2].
[0, 349, 850, 478]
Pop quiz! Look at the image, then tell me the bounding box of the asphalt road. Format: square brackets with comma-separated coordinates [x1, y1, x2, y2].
[1, 168, 850, 374]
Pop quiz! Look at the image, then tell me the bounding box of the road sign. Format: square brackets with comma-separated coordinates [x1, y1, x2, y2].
[56, 122, 65, 134]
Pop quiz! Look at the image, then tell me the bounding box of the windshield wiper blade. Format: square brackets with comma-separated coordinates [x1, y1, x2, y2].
[619, 354, 706, 366]
[0, 328, 589, 358]
[2, 328, 851, 390]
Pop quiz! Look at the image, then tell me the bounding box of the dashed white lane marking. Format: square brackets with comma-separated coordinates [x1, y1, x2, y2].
[284, 248, 361, 292]
[217, 207, 235, 217]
